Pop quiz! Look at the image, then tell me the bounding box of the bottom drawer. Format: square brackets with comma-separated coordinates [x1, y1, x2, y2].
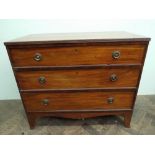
[21, 91, 135, 112]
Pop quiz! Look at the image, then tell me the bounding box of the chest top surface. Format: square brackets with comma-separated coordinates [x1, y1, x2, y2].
[4, 31, 150, 46]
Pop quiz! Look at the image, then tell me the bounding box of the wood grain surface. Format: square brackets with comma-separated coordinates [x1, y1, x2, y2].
[16, 67, 140, 90]
[10, 45, 145, 66]
[4, 32, 150, 129]
[22, 91, 134, 112]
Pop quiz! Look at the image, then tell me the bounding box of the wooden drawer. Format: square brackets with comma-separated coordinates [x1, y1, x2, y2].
[22, 91, 135, 112]
[16, 67, 140, 90]
[10, 45, 145, 67]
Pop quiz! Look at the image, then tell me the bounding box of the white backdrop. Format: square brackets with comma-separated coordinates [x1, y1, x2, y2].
[0, 19, 155, 100]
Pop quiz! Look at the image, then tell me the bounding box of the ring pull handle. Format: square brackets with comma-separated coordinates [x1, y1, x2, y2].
[110, 74, 118, 82]
[112, 51, 120, 59]
[34, 53, 42, 61]
[42, 99, 49, 106]
[107, 97, 114, 104]
[38, 76, 46, 84]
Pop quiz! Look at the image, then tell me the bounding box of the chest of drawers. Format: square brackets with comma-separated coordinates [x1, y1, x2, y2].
[5, 32, 150, 129]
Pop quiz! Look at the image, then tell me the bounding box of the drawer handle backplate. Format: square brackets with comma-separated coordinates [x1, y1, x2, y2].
[107, 97, 114, 104]
[42, 99, 49, 106]
[112, 51, 120, 59]
[110, 74, 118, 82]
[38, 76, 46, 84]
[34, 53, 42, 61]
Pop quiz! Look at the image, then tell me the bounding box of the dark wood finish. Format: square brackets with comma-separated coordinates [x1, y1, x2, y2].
[131, 44, 150, 110]
[4, 32, 150, 46]
[16, 68, 140, 90]
[13, 64, 142, 71]
[27, 110, 132, 129]
[27, 112, 36, 129]
[20, 87, 137, 93]
[10, 45, 146, 67]
[21, 91, 135, 112]
[124, 111, 133, 128]
[4, 32, 150, 129]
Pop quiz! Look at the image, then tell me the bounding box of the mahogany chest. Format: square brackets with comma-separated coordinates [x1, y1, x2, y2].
[5, 32, 150, 129]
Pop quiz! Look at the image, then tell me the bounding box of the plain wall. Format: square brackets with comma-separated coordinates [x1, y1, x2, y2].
[0, 19, 155, 100]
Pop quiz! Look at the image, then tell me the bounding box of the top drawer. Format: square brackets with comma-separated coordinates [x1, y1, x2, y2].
[9, 45, 146, 67]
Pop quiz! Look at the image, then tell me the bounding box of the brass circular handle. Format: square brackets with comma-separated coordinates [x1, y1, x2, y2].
[112, 51, 120, 59]
[38, 76, 46, 84]
[107, 97, 114, 104]
[42, 99, 49, 106]
[34, 53, 42, 61]
[110, 74, 118, 82]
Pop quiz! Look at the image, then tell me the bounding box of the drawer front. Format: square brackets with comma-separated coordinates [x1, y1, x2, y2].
[10, 45, 145, 67]
[22, 91, 135, 111]
[16, 68, 140, 90]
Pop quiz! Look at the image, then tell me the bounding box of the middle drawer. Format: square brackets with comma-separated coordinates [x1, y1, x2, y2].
[16, 67, 140, 90]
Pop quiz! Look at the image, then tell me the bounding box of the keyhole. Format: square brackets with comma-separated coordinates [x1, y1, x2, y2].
[74, 49, 78, 54]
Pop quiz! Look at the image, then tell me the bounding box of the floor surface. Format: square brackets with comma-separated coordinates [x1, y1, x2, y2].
[0, 95, 155, 135]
